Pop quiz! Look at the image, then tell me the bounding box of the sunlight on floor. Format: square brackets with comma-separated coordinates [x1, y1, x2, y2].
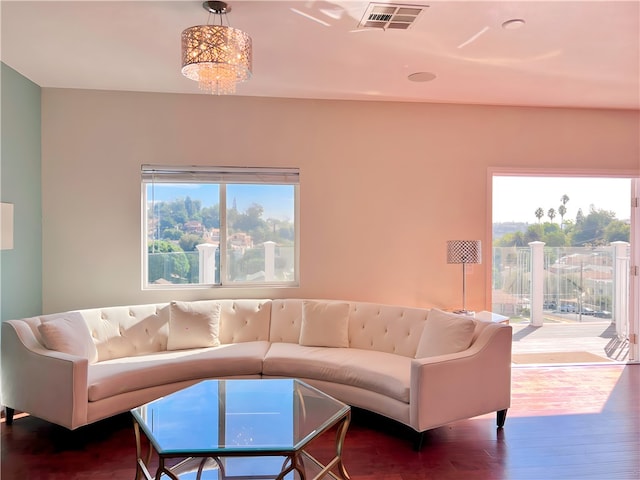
[507, 365, 625, 417]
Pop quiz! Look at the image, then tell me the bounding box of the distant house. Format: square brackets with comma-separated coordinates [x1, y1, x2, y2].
[229, 232, 253, 250]
[183, 220, 205, 235]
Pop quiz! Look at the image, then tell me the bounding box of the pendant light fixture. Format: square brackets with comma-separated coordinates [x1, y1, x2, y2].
[181, 1, 252, 95]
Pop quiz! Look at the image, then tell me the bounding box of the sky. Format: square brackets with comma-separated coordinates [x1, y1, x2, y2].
[149, 176, 631, 225]
[492, 176, 632, 224]
[148, 183, 295, 221]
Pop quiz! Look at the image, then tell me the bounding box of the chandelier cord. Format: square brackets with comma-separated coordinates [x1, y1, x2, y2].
[206, 12, 228, 27]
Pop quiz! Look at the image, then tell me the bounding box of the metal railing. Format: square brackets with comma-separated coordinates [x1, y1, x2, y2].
[492, 242, 630, 338]
[148, 244, 295, 285]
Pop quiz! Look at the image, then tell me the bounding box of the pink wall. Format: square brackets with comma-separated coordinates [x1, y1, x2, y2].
[41, 89, 640, 313]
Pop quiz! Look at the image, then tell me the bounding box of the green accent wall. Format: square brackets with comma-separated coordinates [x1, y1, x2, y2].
[1, 63, 42, 321]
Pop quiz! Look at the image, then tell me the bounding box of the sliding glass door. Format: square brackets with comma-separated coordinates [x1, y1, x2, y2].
[491, 173, 638, 364]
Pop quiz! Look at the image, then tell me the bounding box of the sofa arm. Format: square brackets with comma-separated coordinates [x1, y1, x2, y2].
[409, 323, 512, 432]
[1, 320, 89, 429]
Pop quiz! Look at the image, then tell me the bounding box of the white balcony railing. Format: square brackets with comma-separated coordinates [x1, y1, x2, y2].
[492, 242, 630, 339]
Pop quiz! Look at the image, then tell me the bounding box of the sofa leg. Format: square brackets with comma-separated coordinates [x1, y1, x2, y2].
[497, 409, 508, 428]
[4, 407, 14, 426]
[413, 431, 425, 451]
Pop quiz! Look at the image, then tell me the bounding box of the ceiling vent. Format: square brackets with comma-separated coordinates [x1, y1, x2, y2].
[357, 3, 428, 30]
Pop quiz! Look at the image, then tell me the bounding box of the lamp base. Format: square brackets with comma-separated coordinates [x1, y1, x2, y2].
[453, 309, 475, 316]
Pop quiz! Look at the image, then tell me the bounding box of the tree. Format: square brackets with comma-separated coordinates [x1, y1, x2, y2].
[168, 199, 189, 225]
[571, 207, 616, 246]
[495, 231, 526, 247]
[162, 227, 182, 241]
[558, 204, 567, 229]
[545, 231, 567, 247]
[535, 207, 544, 223]
[547, 208, 556, 223]
[233, 203, 265, 232]
[147, 240, 189, 283]
[201, 205, 220, 229]
[561, 194, 570, 207]
[524, 224, 543, 243]
[229, 248, 264, 281]
[183, 196, 202, 221]
[604, 220, 630, 243]
[179, 234, 204, 252]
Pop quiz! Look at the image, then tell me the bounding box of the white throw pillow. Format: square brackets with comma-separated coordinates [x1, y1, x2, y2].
[415, 308, 476, 358]
[167, 300, 221, 351]
[299, 300, 350, 348]
[38, 312, 99, 364]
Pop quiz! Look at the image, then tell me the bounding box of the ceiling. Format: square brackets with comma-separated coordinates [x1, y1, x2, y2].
[2, 0, 639, 110]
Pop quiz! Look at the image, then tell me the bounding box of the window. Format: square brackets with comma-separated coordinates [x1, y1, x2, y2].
[142, 165, 299, 289]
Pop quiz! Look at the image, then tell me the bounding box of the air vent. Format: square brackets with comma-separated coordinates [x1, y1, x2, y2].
[358, 3, 428, 30]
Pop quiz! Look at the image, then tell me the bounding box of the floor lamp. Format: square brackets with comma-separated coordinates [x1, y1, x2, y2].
[447, 240, 481, 315]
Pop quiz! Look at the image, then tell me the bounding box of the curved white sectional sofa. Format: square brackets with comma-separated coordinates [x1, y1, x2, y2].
[1, 298, 512, 448]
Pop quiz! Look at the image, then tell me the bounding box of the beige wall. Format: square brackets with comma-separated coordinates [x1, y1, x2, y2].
[41, 89, 640, 313]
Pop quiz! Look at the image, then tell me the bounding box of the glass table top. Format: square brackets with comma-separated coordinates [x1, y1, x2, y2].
[131, 378, 350, 456]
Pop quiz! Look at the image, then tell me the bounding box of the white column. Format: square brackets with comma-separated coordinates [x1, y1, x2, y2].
[264, 241, 276, 281]
[611, 241, 630, 338]
[529, 241, 545, 327]
[197, 243, 218, 284]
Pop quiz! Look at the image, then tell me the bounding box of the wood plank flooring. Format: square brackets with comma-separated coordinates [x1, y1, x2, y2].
[2, 364, 639, 480]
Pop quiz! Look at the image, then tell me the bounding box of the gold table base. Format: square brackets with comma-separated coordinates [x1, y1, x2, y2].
[133, 410, 351, 480]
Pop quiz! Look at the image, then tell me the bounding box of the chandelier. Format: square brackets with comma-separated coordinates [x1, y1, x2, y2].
[181, 1, 252, 95]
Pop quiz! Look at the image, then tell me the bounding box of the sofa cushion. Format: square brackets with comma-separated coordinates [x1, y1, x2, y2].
[87, 341, 270, 402]
[299, 300, 350, 348]
[167, 301, 221, 351]
[38, 312, 99, 363]
[415, 309, 476, 358]
[264, 342, 411, 403]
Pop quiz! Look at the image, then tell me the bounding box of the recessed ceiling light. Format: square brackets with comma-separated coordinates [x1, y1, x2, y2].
[408, 72, 436, 82]
[502, 18, 525, 30]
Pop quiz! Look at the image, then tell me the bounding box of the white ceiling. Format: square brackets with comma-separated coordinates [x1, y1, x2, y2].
[2, 0, 639, 109]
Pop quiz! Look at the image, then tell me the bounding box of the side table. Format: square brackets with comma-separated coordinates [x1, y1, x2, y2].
[474, 311, 510, 325]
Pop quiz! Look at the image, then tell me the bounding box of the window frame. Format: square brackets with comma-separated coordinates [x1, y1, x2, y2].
[141, 165, 300, 290]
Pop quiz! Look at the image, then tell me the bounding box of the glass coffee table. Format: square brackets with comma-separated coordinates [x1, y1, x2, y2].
[131, 379, 351, 480]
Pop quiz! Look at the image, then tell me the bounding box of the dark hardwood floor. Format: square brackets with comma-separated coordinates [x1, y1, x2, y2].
[2, 364, 639, 480]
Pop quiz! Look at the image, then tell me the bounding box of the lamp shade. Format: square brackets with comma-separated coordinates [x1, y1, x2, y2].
[181, 24, 252, 94]
[181, 1, 252, 95]
[447, 240, 481, 264]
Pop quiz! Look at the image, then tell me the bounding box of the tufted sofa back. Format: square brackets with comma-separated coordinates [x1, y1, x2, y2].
[270, 299, 429, 358]
[22, 304, 170, 362]
[348, 301, 429, 357]
[28, 299, 273, 362]
[25, 299, 480, 362]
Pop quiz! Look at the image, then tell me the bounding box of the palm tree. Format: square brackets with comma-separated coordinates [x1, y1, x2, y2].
[558, 204, 567, 229]
[548, 208, 556, 223]
[535, 207, 544, 223]
[559, 194, 569, 228]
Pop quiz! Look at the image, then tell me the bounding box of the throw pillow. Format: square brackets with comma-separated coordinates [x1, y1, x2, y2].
[38, 312, 99, 363]
[167, 300, 221, 351]
[299, 300, 350, 348]
[415, 308, 476, 358]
